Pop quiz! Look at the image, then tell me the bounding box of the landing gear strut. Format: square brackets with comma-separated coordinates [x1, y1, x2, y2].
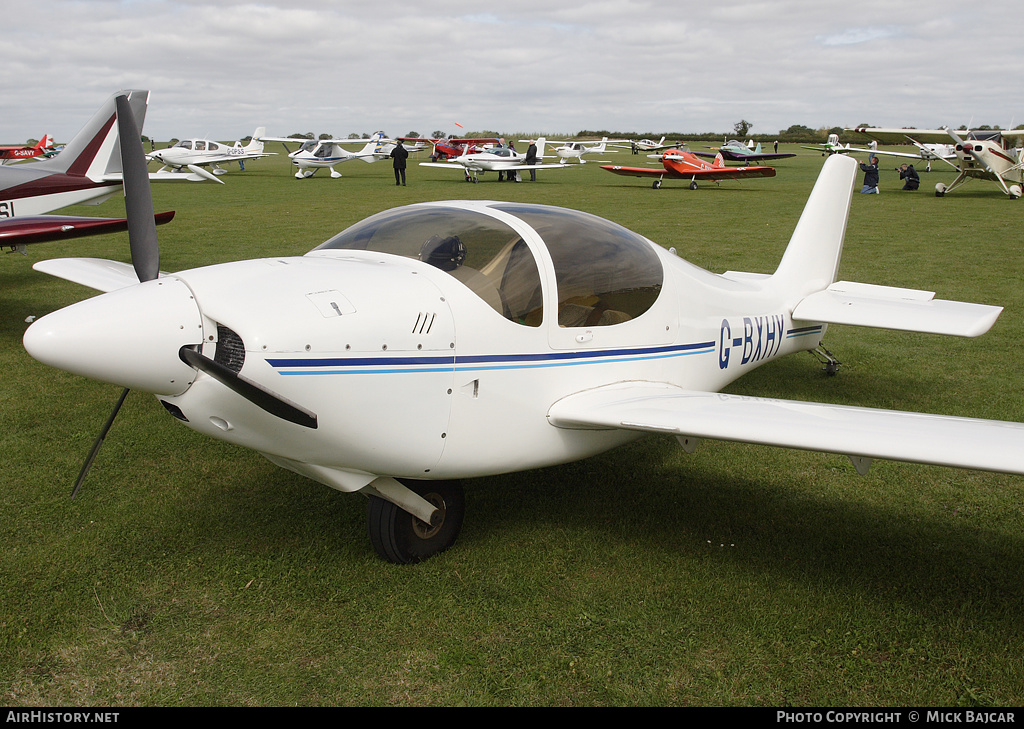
[367, 479, 465, 564]
[811, 346, 841, 376]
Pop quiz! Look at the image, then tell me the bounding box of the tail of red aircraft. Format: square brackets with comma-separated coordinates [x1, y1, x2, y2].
[713, 152, 725, 168]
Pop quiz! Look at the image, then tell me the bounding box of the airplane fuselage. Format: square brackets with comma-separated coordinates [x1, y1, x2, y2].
[27, 201, 821, 494]
[0, 164, 119, 218]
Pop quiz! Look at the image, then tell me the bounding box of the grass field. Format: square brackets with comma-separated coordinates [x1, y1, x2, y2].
[2, 144, 1022, 706]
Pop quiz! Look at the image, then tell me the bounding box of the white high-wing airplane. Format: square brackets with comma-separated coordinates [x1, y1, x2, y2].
[22, 96, 1024, 565]
[148, 128, 272, 177]
[419, 138, 568, 181]
[847, 126, 1024, 196]
[0, 90, 210, 219]
[547, 137, 626, 164]
[616, 136, 674, 154]
[258, 132, 406, 179]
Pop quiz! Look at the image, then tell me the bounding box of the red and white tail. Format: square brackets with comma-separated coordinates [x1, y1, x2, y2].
[713, 152, 725, 168]
[32, 90, 149, 180]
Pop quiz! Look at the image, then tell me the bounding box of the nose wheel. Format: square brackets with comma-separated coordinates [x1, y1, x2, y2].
[367, 479, 465, 564]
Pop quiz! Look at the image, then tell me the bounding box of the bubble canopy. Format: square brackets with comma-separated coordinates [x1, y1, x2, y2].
[315, 203, 664, 327]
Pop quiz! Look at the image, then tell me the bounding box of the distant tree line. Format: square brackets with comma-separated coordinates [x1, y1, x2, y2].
[275, 121, 1024, 146]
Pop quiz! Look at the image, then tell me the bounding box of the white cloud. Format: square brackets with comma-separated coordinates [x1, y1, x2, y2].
[1, 0, 1022, 142]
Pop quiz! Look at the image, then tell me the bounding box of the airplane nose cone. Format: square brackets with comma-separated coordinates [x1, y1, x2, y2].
[24, 278, 204, 395]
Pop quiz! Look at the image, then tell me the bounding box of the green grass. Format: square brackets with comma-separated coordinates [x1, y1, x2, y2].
[2, 146, 1023, 706]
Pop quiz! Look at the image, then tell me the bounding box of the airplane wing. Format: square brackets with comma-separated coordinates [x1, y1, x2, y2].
[801, 145, 857, 155]
[0, 212, 174, 251]
[547, 382, 1024, 476]
[188, 152, 275, 165]
[846, 127, 954, 145]
[601, 164, 776, 180]
[692, 150, 797, 162]
[722, 151, 797, 162]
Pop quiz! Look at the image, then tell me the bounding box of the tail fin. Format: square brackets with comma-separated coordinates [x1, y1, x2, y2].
[713, 152, 725, 168]
[245, 127, 266, 153]
[536, 137, 547, 159]
[769, 155, 857, 295]
[33, 90, 149, 180]
[35, 135, 54, 151]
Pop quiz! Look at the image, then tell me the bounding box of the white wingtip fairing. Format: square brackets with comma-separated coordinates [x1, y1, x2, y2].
[770, 155, 858, 296]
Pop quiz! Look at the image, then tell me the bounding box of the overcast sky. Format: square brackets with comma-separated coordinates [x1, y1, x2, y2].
[3, 0, 1022, 143]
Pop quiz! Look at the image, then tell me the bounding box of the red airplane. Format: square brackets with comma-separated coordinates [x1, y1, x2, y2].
[601, 148, 776, 189]
[403, 136, 500, 161]
[0, 135, 56, 164]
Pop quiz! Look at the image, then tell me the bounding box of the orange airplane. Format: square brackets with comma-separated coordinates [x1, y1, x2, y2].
[601, 148, 776, 189]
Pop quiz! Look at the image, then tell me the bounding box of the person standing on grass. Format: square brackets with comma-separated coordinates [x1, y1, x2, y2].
[525, 140, 538, 181]
[391, 139, 408, 186]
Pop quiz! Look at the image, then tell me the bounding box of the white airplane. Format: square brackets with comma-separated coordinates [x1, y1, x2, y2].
[258, 132, 407, 179]
[419, 138, 568, 181]
[22, 99, 1024, 565]
[546, 137, 626, 164]
[847, 126, 1024, 196]
[0, 90, 210, 219]
[820, 132, 955, 172]
[802, 133, 859, 156]
[149, 128, 272, 177]
[616, 137, 674, 154]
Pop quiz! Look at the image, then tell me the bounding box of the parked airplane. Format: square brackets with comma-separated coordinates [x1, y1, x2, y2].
[547, 137, 626, 164]
[802, 133, 860, 156]
[419, 138, 568, 181]
[1, 135, 55, 164]
[0, 90, 211, 219]
[402, 136, 499, 161]
[847, 126, 1024, 197]
[700, 139, 796, 164]
[602, 149, 776, 189]
[23, 97, 1024, 564]
[258, 132, 410, 179]
[618, 136, 674, 154]
[149, 128, 272, 175]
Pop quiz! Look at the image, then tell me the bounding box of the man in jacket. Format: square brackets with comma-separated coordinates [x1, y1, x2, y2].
[390, 139, 408, 186]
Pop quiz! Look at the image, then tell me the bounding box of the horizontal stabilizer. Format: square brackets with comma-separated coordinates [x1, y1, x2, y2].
[793, 281, 1002, 337]
[548, 382, 1024, 475]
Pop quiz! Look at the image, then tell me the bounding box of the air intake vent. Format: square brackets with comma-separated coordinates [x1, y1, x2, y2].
[215, 325, 245, 373]
[412, 312, 436, 335]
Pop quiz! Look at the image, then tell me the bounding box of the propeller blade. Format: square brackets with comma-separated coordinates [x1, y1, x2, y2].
[115, 94, 160, 283]
[72, 388, 130, 499]
[178, 346, 318, 429]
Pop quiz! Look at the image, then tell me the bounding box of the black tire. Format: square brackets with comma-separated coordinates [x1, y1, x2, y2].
[367, 479, 465, 564]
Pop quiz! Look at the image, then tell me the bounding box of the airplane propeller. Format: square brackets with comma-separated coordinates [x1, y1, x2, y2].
[70, 94, 317, 498]
[116, 94, 159, 283]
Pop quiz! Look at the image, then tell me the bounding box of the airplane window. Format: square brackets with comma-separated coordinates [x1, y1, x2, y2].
[195, 141, 206, 151]
[176, 141, 193, 150]
[494, 204, 663, 327]
[316, 207, 544, 326]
